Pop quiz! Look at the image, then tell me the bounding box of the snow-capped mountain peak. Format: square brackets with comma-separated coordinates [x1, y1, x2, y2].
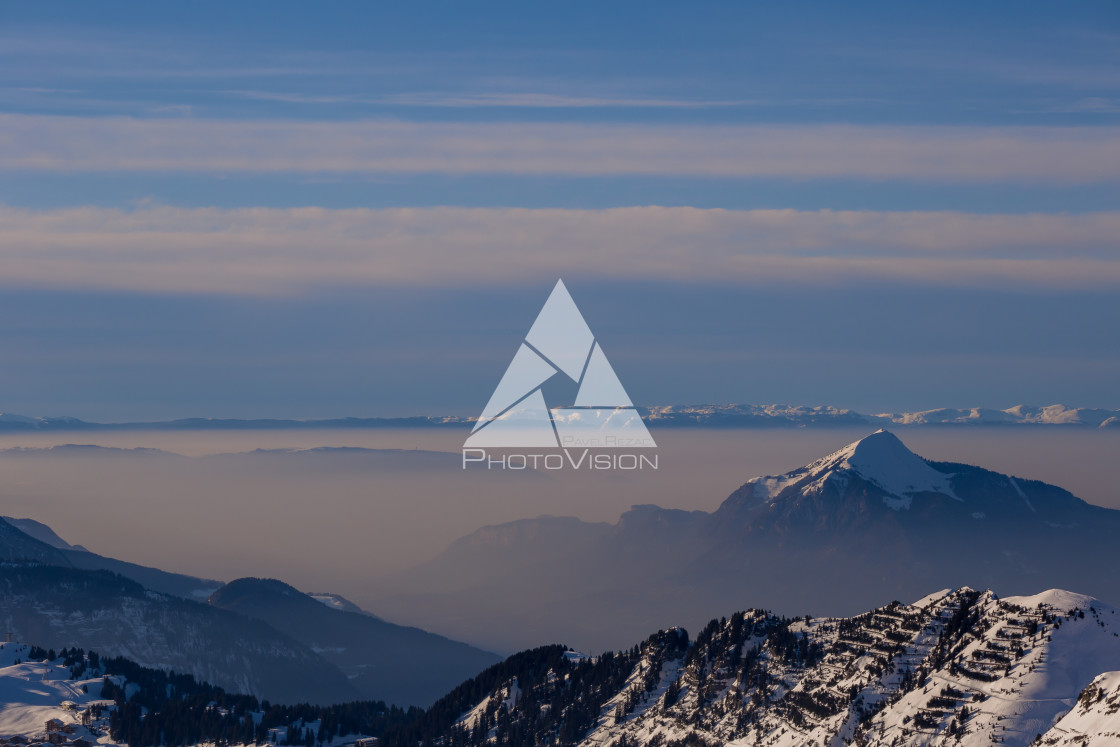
[746, 429, 956, 509]
[835, 429, 957, 502]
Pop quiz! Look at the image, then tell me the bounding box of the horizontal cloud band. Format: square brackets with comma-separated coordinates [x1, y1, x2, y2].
[2, 115, 1120, 182]
[1, 205, 1117, 294]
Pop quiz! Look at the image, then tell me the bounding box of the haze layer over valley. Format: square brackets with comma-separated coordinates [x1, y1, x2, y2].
[1, 424, 1118, 654]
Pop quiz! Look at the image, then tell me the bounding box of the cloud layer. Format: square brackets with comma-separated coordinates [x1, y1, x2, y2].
[3, 115, 1120, 182]
[2, 204, 1117, 294]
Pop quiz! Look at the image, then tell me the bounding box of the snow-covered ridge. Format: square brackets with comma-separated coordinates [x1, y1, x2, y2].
[412, 587, 1120, 747]
[1, 403, 1119, 431]
[745, 429, 957, 509]
[646, 403, 1120, 428]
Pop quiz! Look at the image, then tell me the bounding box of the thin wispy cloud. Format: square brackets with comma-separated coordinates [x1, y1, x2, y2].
[843, 35, 1120, 93]
[222, 90, 757, 108]
[2, 115, 1119, 182]
[379, 92, 756, 108]
[1044, 97, 1120, 114]
[0, 86, 83, 94]
[1, 204, 1116, 294]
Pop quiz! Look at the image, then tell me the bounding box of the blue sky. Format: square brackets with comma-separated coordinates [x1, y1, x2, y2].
[0, 1, 1118, 419]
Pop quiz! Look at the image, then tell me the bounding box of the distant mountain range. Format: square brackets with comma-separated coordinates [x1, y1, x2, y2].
[646, 402, 1120, 428]
[370, 429, 1120, 653]
[1, 403, 1118, 430]
[0, 517, 498, 707]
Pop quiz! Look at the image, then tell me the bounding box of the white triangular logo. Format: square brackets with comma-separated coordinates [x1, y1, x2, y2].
[574, 343, 632, 408]
[465, 280, 655, 449]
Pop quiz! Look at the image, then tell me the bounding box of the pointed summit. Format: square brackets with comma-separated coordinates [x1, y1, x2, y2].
[838, 429, 913, 467]
[823, 429, 957, 500]
[744, 429, 956, 507]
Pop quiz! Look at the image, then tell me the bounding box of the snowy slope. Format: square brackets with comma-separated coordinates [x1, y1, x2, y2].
[614, 589, 1120, 747]
[857, 589, 1120, 746]
[404, 588, 1120, 747]
[0, 645, 399, 747]
[1035, 669, 1120, 745]
[455, 678, 520, 733]
[0, 643, 113, 741]
[578, 640, 686, 747]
